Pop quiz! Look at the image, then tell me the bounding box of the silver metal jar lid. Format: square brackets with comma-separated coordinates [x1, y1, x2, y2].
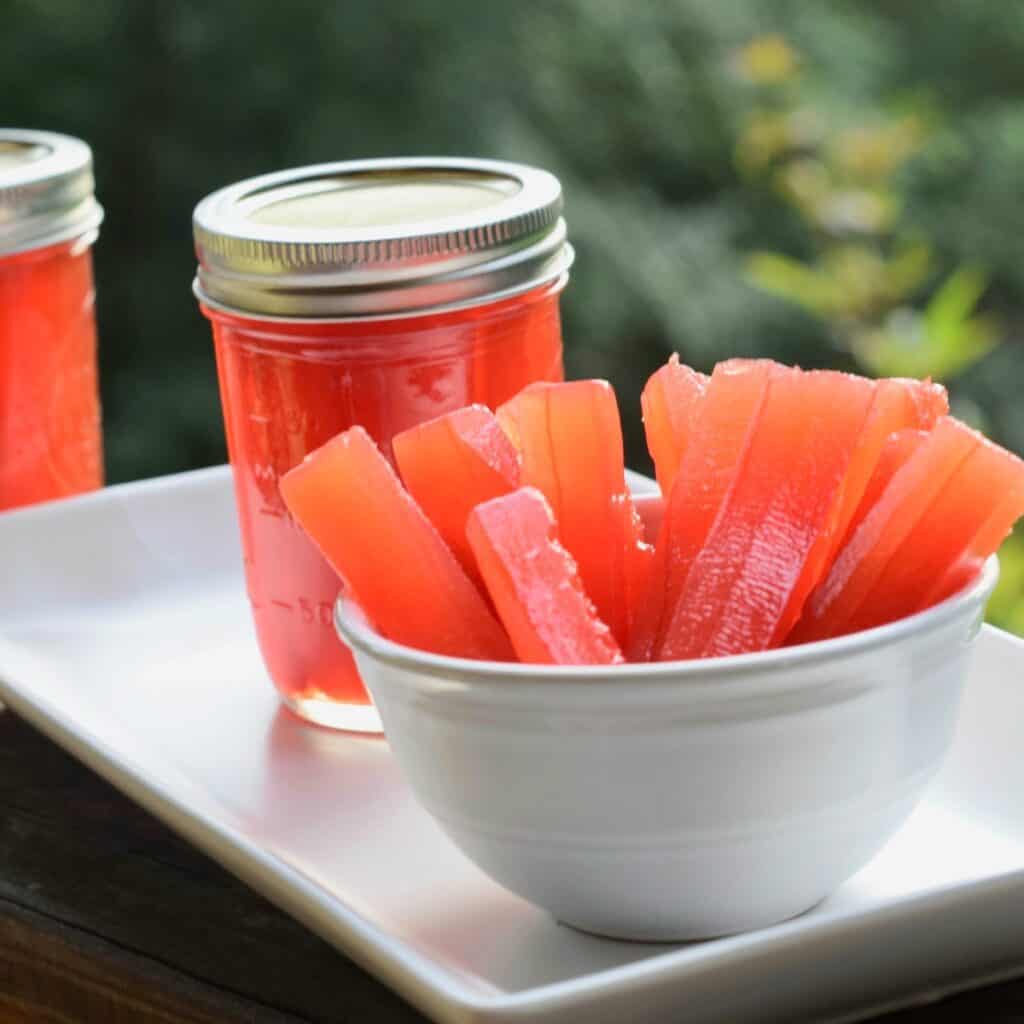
[192, 157, 574, 320]
[0, 129, 104, 257]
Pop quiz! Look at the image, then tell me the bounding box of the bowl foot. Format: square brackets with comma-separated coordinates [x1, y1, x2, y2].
[556, 895, 826, 943]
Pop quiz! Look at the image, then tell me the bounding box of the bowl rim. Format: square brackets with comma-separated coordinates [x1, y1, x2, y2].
[334, 555, 999, 687]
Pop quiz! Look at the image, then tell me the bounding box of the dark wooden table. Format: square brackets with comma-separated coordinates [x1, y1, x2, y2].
[2, 708, 1022, 1023]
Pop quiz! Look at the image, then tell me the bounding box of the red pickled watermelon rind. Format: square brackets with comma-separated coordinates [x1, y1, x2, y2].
[497, 380, 649, 651]
[641, 354, 708, 498]
[633, 359, 776, 660]
[845, 429, 1024, 632]
[467, 486, 624, 665]
[839, 427, 930, 552]
[815, 377, 948, 576]
[791, 416, 981, 644]
[656, 366, 875, 660]
[393, 404, 520, 589]
[280, 425, 513, 661]
[769, 369, 878, 642]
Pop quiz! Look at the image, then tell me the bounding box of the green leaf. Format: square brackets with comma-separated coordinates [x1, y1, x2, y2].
[926, 313, 1000, 379]
[925, 266, 989, 343]
[744, 251, 838, 315]
[851, 316, 926, 378]
[885, 242, 932, 300]
[853, 311, 1000, 380]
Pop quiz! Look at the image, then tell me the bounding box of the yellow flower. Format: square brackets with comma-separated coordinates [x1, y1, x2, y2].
[733, 34, 799, 85]
[832, 117, 925, 180]
[736, 109, 820, 172]
[774, 158, 830, 210]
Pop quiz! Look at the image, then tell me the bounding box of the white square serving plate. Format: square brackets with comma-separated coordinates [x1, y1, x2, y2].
[0, 466, 1021, 1024]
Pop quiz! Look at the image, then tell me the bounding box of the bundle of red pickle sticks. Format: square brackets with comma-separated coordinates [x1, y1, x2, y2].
[281, 357, 1024, 665]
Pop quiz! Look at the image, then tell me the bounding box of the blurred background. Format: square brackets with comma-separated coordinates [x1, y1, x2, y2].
[5, 0, 1024, 632]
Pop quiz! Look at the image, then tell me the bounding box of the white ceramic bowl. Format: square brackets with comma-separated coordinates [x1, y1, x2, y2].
[335, 557, 998, 942]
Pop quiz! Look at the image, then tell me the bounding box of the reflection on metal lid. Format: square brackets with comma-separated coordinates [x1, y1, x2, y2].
[192, 157, 573, 320]
[0, 130, 103, 256]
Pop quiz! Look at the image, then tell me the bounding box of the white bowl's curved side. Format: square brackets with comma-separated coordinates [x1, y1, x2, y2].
[343, 562, 995, 941]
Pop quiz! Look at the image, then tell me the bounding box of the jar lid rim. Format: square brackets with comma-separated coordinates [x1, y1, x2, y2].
[192, 157, 572, 318]
[194, 265, 572, 324]
[0, 129, 103, 256]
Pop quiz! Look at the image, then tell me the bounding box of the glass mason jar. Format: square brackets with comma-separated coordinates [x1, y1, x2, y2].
[192, 158, 573, 732]
[0, 130, 104, 511]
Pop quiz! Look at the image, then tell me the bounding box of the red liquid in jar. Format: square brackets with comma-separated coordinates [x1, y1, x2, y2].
[204, 281, 565, 707]
[0, 238, 103, 510]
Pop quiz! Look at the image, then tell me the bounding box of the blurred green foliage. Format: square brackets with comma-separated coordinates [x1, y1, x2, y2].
[4, 1, 1023, 630]
[736, 33, 998, 387]
[732, 30, 1024, 631]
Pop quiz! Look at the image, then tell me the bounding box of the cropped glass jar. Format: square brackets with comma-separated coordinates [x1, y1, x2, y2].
[193, 158, 573, 732]
[0, 130, 104, 510]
